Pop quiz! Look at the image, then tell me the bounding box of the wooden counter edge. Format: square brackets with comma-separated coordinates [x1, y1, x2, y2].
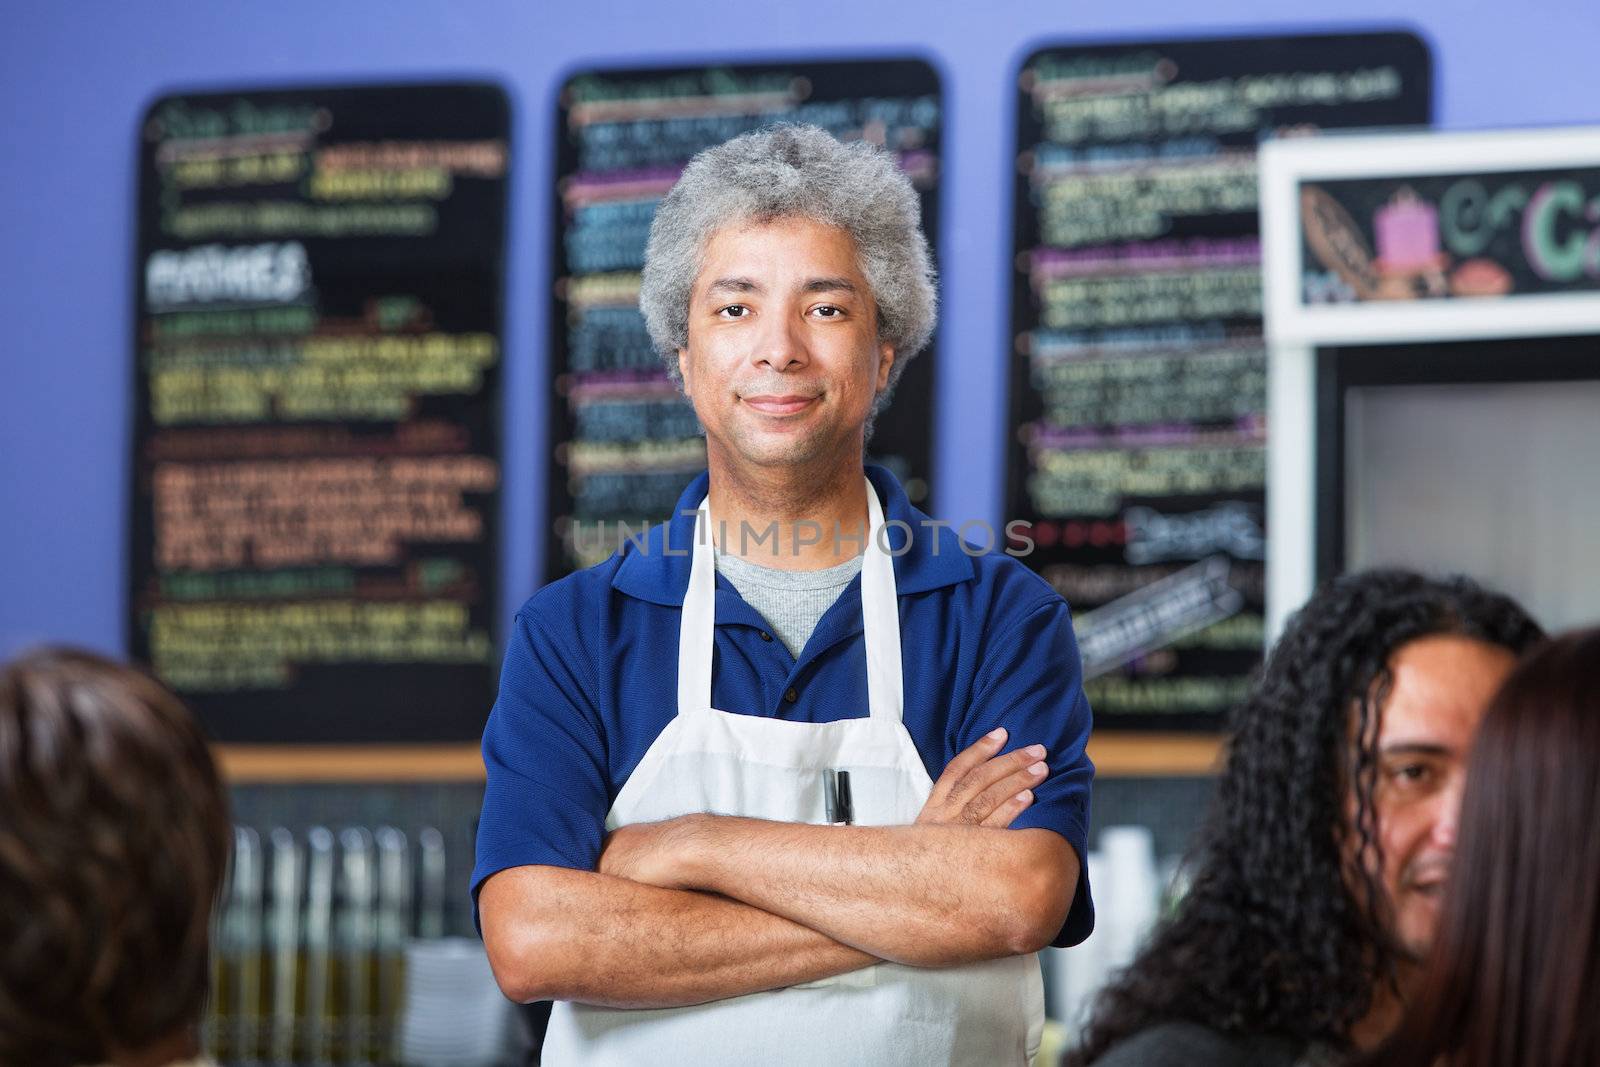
[1086, 731, 1224, 776]
[213, 743, 485, 783]
[214, 733, 1221, 783]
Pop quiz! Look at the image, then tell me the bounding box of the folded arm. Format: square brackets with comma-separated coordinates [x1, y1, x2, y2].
[603, 815, 1079, 966]
[480, 728, 1051, 1005]
[478, 863, 876, 1008]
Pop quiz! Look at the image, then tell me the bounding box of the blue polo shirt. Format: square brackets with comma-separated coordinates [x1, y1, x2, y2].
[473, 464, 1095, 947]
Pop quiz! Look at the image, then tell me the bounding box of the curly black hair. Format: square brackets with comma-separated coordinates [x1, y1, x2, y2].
[1066, 569, 1544, 1066]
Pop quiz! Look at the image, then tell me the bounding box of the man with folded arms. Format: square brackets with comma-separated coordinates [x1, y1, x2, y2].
[474, 124, 1094, 1065]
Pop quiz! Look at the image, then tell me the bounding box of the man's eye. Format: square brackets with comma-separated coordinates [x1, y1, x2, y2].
[813, 304, 843, 318]
[717, 305, 749, 318]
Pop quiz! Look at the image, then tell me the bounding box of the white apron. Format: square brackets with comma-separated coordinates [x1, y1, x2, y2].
[541, 476, 1045, 1066]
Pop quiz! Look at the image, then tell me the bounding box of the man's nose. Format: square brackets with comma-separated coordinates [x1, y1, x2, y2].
[1431, 775, 1465, 849]
[750, 306, 808, 371]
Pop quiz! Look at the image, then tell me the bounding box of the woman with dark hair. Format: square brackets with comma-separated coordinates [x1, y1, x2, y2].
[0, 648, 231, 1067]
[1361, 626, 1600, 1067]
[1065, 570, 1544, 1067]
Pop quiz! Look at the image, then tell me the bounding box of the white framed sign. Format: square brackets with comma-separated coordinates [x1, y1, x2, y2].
[1259, 125, 1600, 634]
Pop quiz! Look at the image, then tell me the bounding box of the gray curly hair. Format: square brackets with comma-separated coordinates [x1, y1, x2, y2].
[639, 123, 937, 412]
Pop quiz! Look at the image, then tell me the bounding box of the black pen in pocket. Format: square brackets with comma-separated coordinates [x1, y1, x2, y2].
[824, 769, 854, 825]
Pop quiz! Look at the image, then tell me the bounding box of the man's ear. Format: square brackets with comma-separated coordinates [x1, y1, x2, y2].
[875, 342, 897, 393]
[677, 347, 691, 395]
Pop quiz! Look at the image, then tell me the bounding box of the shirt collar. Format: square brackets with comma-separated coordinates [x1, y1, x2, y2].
[611, 463, 974, 607]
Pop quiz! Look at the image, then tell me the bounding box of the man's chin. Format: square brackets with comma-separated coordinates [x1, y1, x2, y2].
[724, 428, 841, 469]
[1394, 900, 1442, 963]
[1394, 937, 1430, 966]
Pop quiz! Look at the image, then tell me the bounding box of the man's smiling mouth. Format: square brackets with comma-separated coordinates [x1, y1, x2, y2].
[741, 394, 818, 416]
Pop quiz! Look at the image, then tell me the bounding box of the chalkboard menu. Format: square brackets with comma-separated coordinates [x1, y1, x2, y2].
[1005, 34, 1431, 729]
[547, 60, 942, 580]
[129, 84, 510, 743]
[1299, 166, 1600, 303]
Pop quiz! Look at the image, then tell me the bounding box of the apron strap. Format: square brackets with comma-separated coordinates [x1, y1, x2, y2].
[677, 475, 904, 722]
[860, 477, 904, 722]
[677, 497, 717, 719]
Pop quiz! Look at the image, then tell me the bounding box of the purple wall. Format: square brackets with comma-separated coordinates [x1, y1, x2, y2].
[2, 0, 1596, 657]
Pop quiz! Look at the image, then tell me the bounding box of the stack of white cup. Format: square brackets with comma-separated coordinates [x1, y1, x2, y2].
[396, 937, 519, 1066]
[1045, 825, 1162, 1035]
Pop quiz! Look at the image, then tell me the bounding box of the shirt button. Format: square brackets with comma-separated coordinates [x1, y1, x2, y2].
[783, 686, 799, 703]
[759, 630, 773, 642]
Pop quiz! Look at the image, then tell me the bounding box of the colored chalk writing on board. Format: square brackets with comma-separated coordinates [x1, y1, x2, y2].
[1298, 166, 1600, 303]
[130, 84, 510, 743]
[546, 60, 942, 580]
[1006, 35, 1431, 729]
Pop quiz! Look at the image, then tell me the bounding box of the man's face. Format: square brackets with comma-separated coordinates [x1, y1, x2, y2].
[1355, 634, 1517, 960]
[676, 216, 895, 472]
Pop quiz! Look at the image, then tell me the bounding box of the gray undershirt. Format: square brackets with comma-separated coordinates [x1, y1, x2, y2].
[714, 548, 864, 659]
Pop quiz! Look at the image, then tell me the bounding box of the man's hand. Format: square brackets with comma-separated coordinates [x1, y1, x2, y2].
[917, 727, 1048, 827]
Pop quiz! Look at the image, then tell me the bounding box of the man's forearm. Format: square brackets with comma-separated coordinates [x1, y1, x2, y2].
[479, 864, 877, 1009]
[666, 818, 1077, 966]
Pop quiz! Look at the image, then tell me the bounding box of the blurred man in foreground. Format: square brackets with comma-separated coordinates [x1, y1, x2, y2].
[0, 648, 230, 1067]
